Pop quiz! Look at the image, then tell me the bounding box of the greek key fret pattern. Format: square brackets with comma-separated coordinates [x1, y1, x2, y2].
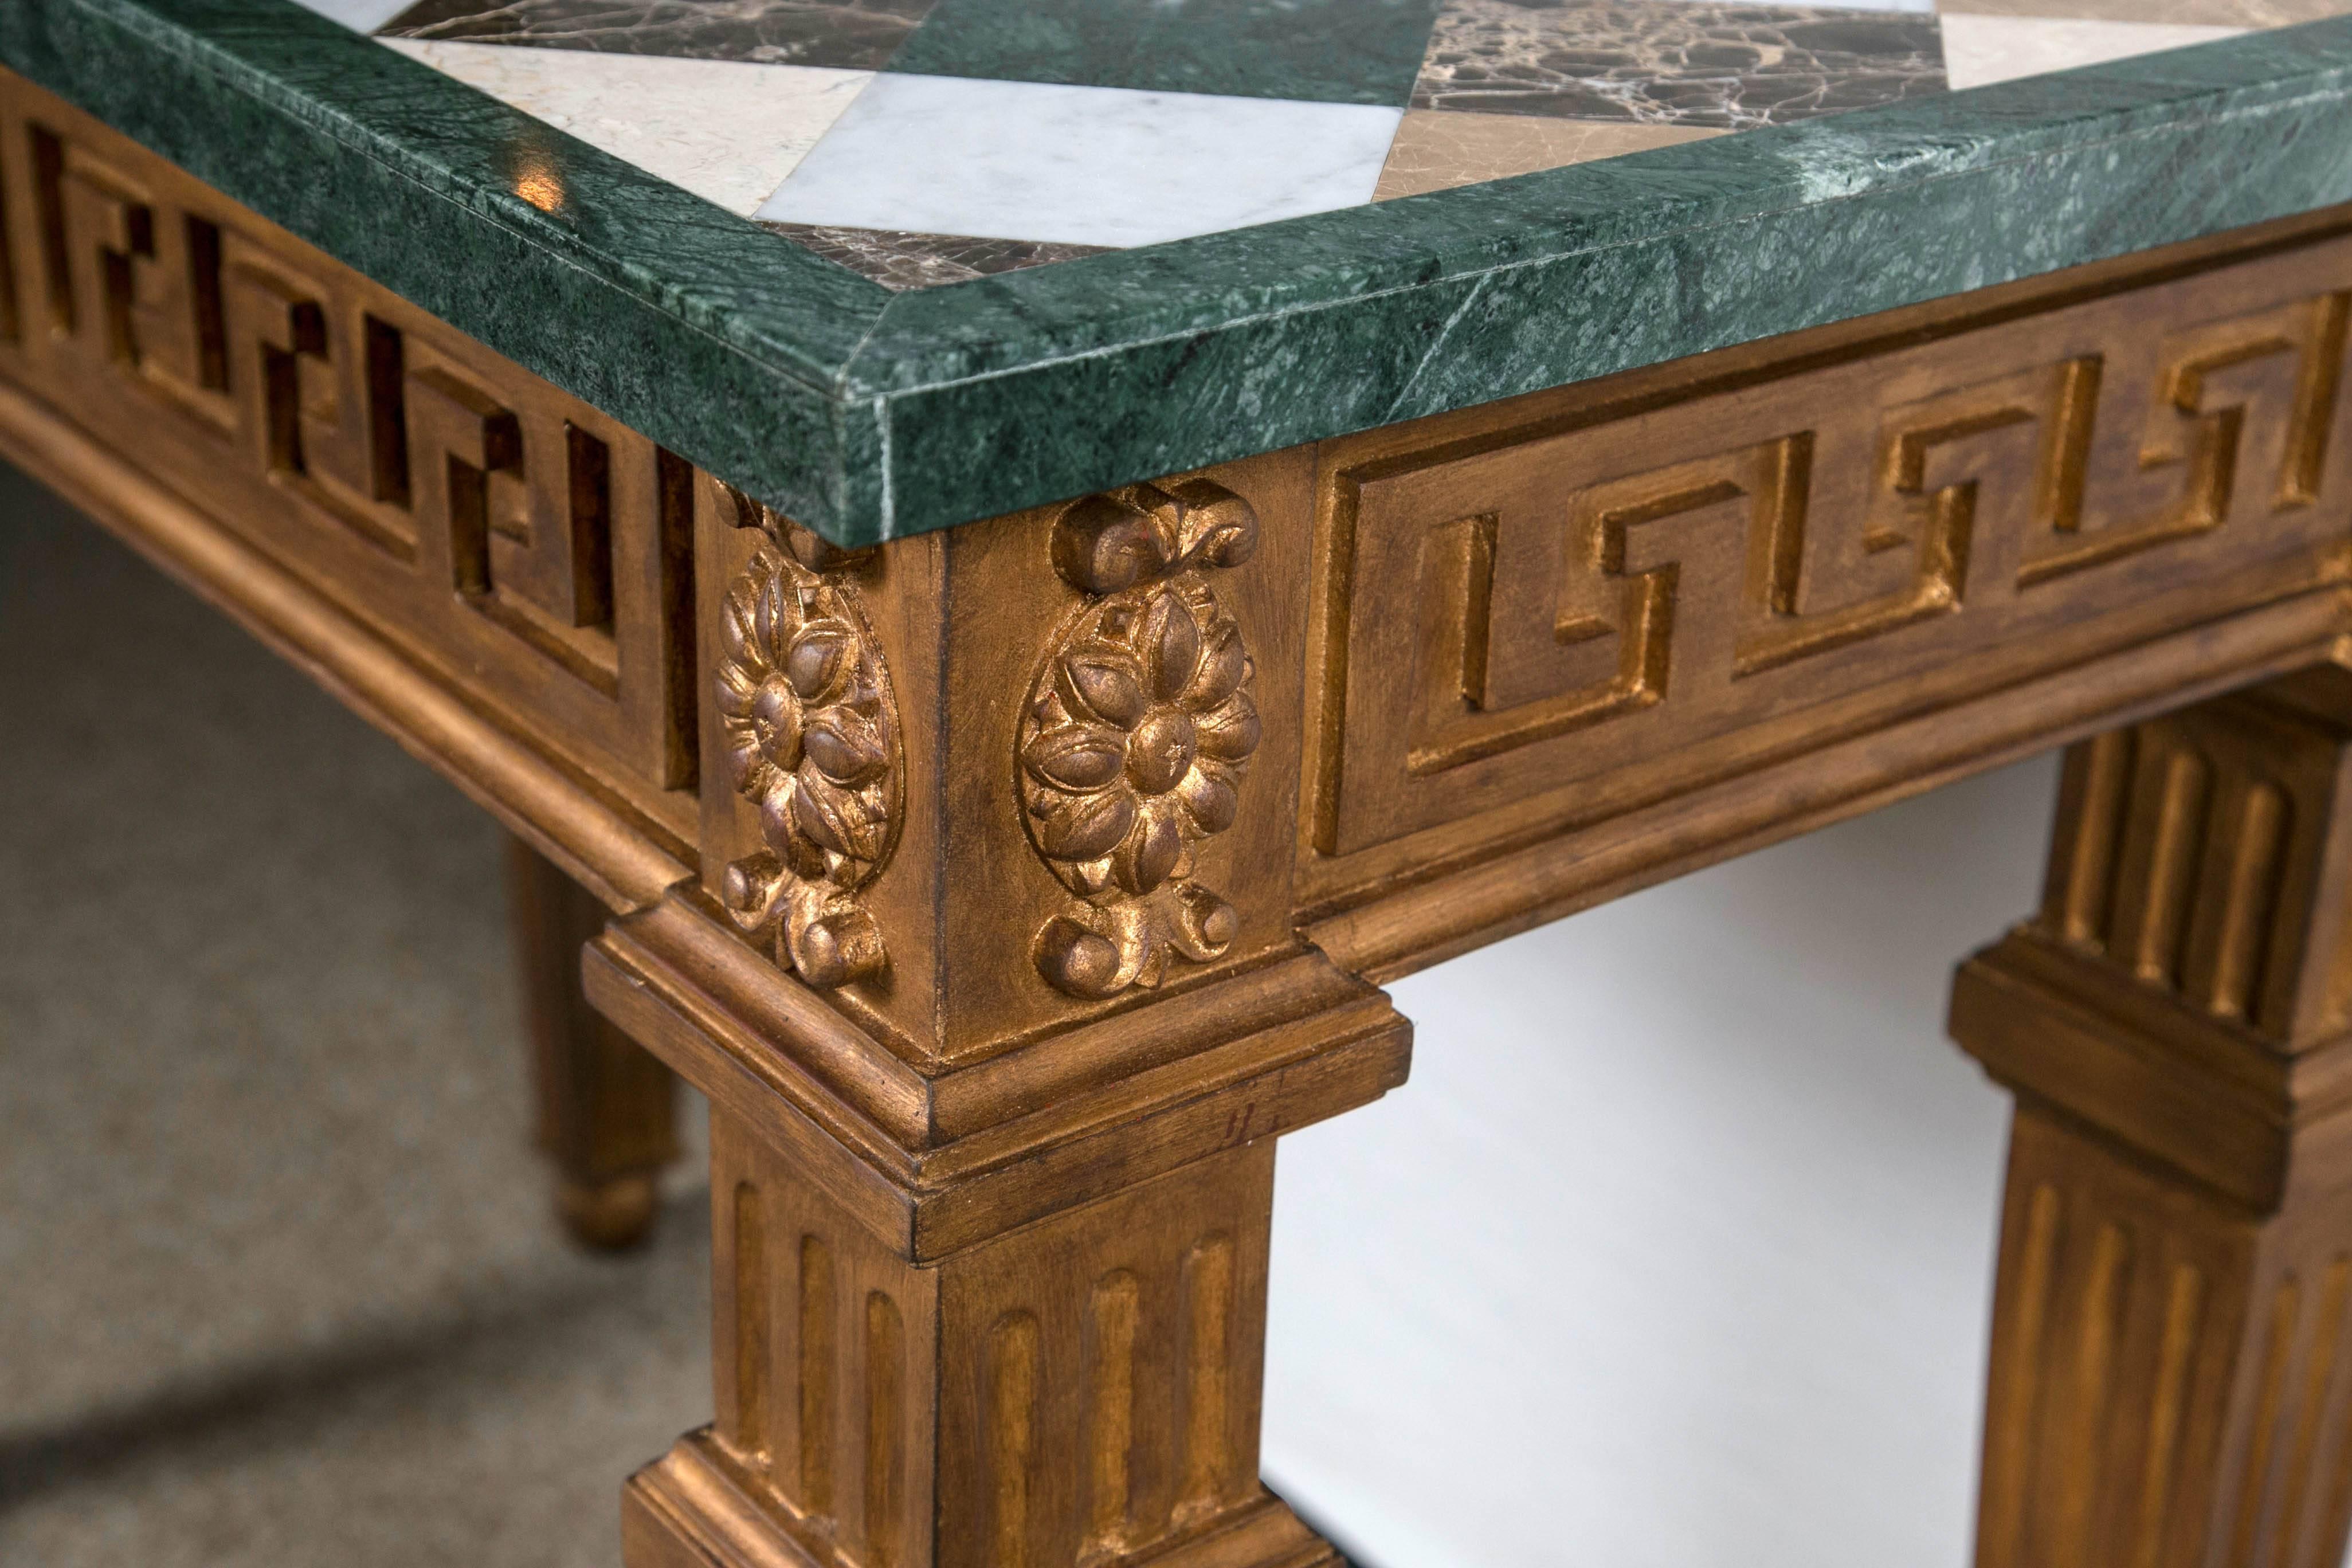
[0, 91, 697, 816]
[1318, 258, 2352, 857]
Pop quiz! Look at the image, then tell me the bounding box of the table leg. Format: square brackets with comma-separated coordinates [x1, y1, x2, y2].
[504, 833, 681, 1249]
[625, 1122, 1331, 1568]
[585, 905, 1408, 1568]
[1951, 671, 2352, 1568]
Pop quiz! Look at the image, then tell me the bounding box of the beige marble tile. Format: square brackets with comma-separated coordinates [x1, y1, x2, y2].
[1375, 109, 1721, 200]
[1939, 11, 2247, 88]
[381, 39, 872, 216]
[1940, 0, 2345, 26]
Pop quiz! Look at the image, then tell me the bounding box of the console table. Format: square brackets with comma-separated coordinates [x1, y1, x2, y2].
[13, 0, 2352, 1562]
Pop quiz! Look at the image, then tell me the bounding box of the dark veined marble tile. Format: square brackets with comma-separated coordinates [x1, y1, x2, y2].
[884, 0, 1448, 106]
[377, 0, 935, 70]
[759, 221, 1116, 289]
[1413, 0, 1947, 128]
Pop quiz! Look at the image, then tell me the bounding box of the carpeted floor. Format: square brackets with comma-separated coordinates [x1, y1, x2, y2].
[0, 466, 714, 1565]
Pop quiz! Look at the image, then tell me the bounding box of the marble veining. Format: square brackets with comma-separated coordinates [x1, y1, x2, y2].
[759, 221, 1113, 288]
[755, 72, 1402, 247]
[1413, 0, 1947, 126]
[379, 0, 934, 69]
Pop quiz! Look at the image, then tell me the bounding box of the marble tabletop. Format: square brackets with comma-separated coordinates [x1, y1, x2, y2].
[7, 0, 2352, 543]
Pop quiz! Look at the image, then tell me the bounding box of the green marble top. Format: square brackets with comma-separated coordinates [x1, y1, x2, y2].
[7, 0, 2352, 544]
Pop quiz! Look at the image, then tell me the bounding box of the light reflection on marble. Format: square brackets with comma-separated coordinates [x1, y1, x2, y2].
[756, 73, 1401, 247]
[1939, 13, 2245, 90]
[1374, 107, 1719, 197]
[1412, 0, 1946, 127]
[385, 38, 872, 214]
[379, 0, 934, 69]
[759, 221, 1113, 287]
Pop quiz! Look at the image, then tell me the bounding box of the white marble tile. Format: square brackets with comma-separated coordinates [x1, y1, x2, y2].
[291, 0, 414, 31]
[756, 73, 1403, 249]
[380, 41, 873, 217]
[1939, 12, 2248, 90]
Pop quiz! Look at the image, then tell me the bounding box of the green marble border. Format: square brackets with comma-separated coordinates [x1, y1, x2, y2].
[9, 0, 2352, 544]
[886, 0, 1448, 105]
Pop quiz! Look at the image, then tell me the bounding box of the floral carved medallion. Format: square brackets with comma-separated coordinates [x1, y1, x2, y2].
[1020, 480, 1263, 999]
[713, 500, 902, 989]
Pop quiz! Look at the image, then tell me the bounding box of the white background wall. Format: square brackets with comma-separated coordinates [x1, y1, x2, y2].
[1256, 754, 2063, 1568]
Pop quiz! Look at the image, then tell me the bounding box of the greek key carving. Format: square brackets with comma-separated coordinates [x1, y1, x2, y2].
[11, 109, 696, 802]
[1021, 482, 1262, 999]
[1318, 283, 2352, 857]
[713, 493, 902, 988]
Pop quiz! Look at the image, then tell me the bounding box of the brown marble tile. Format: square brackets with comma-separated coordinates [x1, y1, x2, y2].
[1374, 108, 1720, 198]
[758, 221, 1115, 289]
[1943, 0, 2346, 24]
[379, 0, 934, 70]
[1412, 0, 1947, 127]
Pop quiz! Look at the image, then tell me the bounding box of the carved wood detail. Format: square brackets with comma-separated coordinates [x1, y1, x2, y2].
[1021, 483, 1264, 999]
[707, 479, 904, 989]
[1310, 242, 2352, 930]
[0, 81, 699, 847]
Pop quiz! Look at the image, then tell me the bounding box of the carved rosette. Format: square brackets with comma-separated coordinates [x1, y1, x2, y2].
[1020, 480, 1263, 998]
[713, 513, 902, 988]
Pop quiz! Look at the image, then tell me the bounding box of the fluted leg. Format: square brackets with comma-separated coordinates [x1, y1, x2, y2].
[505, 834, 680, 1249]
[624, 1124, 1328, 1568]
[585, 911, 1408, 1568]
[1952, 671, 2352, 1568]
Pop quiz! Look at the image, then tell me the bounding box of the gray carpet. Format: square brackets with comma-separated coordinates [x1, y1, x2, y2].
[0, 466, 713, 1565]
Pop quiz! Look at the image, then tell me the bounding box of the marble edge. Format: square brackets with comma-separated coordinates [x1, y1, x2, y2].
[850, 18, 2352, 532]
[9, 1, 2352, 543]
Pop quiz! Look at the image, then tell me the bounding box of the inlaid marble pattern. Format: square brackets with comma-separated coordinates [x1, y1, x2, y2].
[1412, 0, 1947, 126]
[758, 222, 1114, 289]
[336, 0, 2352, 287]
[381, 0, 935, 69]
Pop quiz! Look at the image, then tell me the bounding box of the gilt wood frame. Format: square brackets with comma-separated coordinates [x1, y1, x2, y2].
[17, 57, 2352, 1568]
